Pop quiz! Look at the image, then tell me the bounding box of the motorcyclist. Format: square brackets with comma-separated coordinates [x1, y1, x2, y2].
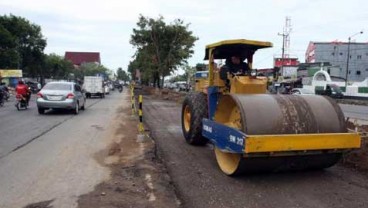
[0, 84, 4, 105]
[15, 80, 31, 106]
[117, 83, 123, 92]
[0, 83, 9, 101]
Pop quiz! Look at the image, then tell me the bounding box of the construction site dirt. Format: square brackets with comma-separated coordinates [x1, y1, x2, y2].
[139, 87, 368, 208]
[77, 95, 180, 208]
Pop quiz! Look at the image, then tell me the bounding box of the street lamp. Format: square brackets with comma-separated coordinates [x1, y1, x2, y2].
[345, 31, 363, 88]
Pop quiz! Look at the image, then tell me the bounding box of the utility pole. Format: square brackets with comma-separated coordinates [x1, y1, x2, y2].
[345, 31, 363, 88]
[277, 17, 292, 82]
[345, 37, 351, 88]
[277, 33, 285, 82]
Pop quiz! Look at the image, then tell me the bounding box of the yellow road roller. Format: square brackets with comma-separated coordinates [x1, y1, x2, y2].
[181, 39, 361, 176]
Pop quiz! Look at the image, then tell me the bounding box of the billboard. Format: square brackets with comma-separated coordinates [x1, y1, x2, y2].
[0, 69, 23, 78]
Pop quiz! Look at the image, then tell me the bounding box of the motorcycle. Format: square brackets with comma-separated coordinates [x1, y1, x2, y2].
[15, 94, 28, 110]
[118, 85, 123, 93]
[3, 90, 9, 101]
[0, 91, 4, 107]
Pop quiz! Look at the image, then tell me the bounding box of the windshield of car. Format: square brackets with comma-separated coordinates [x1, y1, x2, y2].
[43, 83, 71, 91]
[330, 85, 342, 93]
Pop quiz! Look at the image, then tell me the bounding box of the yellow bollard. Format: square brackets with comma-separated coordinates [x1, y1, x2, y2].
[130, 85, 136, 115]
[138, 95, 145, 133]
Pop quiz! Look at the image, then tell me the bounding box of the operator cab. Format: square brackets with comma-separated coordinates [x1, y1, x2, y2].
[196, 39, 273, 93]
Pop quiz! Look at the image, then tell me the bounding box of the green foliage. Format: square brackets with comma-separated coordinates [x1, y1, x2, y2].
[74, 63, 111, 80]
[170, 65, 196, 83]
[0, 24, 20, 68]
[116, 67, 130, 81]
[0, 14, 47, 76]
[44, 53, 74, 79]
[129, 15, 197, 87]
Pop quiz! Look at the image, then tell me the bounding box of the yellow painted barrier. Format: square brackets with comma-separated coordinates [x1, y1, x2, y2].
[245, 133, 361, 153]
[130, 85, 136, 115]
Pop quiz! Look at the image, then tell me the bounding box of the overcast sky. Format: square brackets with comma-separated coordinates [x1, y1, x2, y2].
[1, 0, 367, 74]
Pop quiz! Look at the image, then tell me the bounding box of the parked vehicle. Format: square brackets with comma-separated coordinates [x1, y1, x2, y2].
[315, 84, 344, 99]
[83, 76, 105, 98]
[290, 88, 314, 95]
[15, 94, 28, 110]
[36, 82, 86, 115]
[174, 81, 189, 91]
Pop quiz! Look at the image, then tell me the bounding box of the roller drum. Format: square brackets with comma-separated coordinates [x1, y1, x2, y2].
[214, 94, 346, 175]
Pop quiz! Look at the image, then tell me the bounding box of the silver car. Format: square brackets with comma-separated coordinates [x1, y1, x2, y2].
[36, 82, 86, 115]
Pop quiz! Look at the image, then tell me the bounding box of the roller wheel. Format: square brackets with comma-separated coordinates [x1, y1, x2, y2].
[214, 147, 242, 175]
[213, 94, 346, 176]
[215, 147, 342, 176]
[181, 92, 208, 145]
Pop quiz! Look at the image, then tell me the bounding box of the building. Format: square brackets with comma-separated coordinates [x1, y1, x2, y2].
[305, 41, 368, 82]
[64, 52, 101, 68]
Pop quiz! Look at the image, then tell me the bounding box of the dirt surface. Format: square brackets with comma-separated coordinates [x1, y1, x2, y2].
[77, 96, 179, 208]
[141, 88, 368, 208]
[343, 121, 368, 171]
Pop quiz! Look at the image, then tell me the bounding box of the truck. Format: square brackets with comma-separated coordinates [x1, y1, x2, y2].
[83, 76, 105, 98]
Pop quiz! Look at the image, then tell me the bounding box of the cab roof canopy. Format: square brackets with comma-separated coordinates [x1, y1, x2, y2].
[204, 39, 272, 60]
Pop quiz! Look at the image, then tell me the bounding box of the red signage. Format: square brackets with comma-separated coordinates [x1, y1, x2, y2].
[274, 58, 299, 67]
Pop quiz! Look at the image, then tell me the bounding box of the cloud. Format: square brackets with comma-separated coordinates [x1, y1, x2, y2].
[1, 0, 367, 71]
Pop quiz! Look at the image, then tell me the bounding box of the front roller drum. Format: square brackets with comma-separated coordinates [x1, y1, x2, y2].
[214, 94, 346, 175]
[215, 147, 342, 175]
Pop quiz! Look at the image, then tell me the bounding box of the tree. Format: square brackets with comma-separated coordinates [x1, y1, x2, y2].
[44, 54, 74, 79]
[0, 24, 20, 68]
[0, 14, 47, 77]
[74, 63, 112, 81]
[116, 67, 130, 82]
[130, 15, 197, 87]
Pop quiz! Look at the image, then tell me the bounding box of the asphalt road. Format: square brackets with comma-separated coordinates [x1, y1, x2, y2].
[339, 103, 368, 121]
[144, 98, 368, 208]
[0, 90, 126, 208]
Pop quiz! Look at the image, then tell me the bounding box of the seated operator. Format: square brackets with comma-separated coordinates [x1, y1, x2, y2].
[220, 55, 250, 81]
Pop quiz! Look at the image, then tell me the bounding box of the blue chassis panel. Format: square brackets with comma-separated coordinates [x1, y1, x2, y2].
[207, 86, 218, 120]
[202, 118, 246, 153]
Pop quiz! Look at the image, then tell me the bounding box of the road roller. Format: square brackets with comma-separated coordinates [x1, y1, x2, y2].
[181, 39, 361, 176]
